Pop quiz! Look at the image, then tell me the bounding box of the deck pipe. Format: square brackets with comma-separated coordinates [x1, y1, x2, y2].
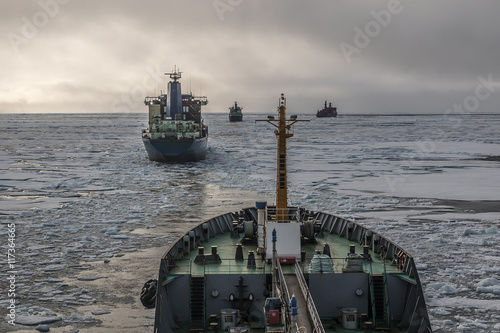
[256, 202, 267, 252]
[256, 202, 267, 224]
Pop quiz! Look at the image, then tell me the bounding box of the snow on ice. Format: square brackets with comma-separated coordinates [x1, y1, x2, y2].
[1, 113, 499, 332]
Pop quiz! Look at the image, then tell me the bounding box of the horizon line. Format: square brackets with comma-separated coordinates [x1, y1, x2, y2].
[1, 112, 499, 116]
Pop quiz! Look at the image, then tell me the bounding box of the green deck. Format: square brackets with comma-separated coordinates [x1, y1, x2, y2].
[166, 230, 406, 279]
[163, 231, 411, 332]
[155, 202, 429, 333]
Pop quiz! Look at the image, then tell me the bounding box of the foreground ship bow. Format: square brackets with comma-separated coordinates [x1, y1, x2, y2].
[144, 95, 432, 332]
[142, 69, 208, 162]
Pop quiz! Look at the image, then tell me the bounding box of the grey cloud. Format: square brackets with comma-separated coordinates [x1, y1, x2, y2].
[1, 0, 500, 114]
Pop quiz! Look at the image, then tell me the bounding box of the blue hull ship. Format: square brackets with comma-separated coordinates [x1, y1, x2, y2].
[142, 68, 208, 163]
[142, 136, 207, 163]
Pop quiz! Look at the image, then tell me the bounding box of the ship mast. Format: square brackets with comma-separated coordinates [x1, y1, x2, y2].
[257, 94, 309, 222]
[165, 65, 182, 82]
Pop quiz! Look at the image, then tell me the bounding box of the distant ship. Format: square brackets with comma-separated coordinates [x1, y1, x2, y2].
[316, 100, 338, 117]
[142, 69, 208, 162]
[140, 94, 432, 333]
[229, 101, 243, 122]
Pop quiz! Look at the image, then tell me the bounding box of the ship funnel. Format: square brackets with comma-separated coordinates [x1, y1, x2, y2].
[165, 69, 183, 119]
[167, 81, 182, 118]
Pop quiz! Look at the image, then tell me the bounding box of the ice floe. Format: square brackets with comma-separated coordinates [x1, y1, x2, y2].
[476, 278, 500, 295]
[1, 113, 499, 332]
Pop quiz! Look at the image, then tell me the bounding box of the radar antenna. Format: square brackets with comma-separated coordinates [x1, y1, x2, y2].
[164, 65, 182, 82]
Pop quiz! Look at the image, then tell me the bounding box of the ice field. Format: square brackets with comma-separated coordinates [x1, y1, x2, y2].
[1, 112, 499, 332]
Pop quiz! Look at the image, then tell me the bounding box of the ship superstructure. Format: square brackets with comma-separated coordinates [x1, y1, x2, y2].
[229, 101, 243, 122]
[142, 69, 208, 162]
[142, 94, 432, 333]
[316, 100, 338, 117]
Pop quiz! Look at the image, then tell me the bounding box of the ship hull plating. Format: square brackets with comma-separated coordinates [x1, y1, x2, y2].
[142, 137, 207, 162]
[316, 108, 337, 117]
[229, 114, 243, 122]
[316, 112, 337, 117]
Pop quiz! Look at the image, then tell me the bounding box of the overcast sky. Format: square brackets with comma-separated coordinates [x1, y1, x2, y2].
[1, 0, 500, 114]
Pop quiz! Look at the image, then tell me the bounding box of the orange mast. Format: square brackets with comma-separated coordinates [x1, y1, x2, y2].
[257, 94, 309, 222]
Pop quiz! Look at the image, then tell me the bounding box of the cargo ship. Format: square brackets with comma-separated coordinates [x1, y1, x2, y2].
[229, 101, 243, 122]
[142, 69, 208, 162]
[316, 100, 337, 117]
[141, 94, 432, 333]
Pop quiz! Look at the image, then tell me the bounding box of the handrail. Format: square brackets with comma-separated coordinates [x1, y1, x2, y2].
[368, 261, 377, 328]
[383, 261, 390, 328]
[276, 261, 291, 329]
[266, 206, 300, 222]
[276, 261, 291, 306]
[369, 275, 376, 326]
[294, 262, 325, 333]
[166, 259, 273, 276]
